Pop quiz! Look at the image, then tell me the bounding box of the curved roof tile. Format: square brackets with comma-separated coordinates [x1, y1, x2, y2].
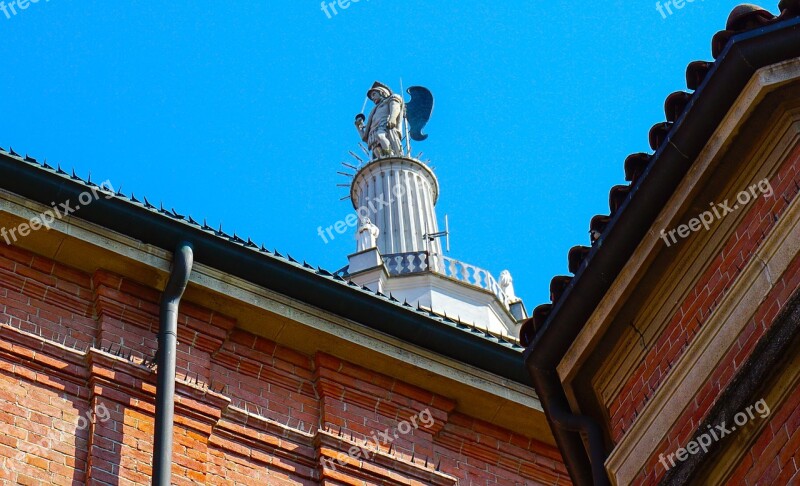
[523, 2, 800, 344]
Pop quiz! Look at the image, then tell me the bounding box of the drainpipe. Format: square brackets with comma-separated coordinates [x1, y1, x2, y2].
[152, 242, 194, 486]
[527, 363, 611, 486]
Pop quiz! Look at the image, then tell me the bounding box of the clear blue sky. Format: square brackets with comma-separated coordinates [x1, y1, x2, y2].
[0, 0, 765, 310]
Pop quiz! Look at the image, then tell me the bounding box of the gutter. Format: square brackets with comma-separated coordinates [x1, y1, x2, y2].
[152, 242, 194, 486]
[0, 162, 529, 387]
[523, 17, 800, 486]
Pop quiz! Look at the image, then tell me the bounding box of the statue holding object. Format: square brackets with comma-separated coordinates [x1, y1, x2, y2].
[355, 82, 404, 159]
[354, 81, 434, 160]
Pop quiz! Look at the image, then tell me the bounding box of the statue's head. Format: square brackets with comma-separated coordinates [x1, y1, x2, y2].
[360, 217, 372, 227]
[368, 87, 389, 103]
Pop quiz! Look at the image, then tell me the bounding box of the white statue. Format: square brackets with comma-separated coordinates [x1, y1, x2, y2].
[499, 270, 520, 303]
[355, 82, 404, 159]
[356, 218, 380, 252]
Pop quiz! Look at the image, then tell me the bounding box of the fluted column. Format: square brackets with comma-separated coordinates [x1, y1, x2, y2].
[351, 157, 441, 256]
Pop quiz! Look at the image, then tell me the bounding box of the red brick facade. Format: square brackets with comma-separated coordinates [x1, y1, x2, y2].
[611, 143, 800, 439]
[618, 142, 800, 484]
[0, 244, 568, 485]
[727, 382, 800, 484]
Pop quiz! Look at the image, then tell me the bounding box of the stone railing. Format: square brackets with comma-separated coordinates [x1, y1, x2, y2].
[433, 255, 510, 306]
[382, 252, 510, 307]
[382, 251, 431, 275]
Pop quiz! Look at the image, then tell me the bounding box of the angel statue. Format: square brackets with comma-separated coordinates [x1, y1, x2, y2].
[355, 81, 434, 160]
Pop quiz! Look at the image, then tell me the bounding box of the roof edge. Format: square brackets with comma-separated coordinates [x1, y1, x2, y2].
[0, 152, 531, 387]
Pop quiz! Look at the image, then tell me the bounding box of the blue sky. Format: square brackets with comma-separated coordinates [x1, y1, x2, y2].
[0, 0, 765, 310]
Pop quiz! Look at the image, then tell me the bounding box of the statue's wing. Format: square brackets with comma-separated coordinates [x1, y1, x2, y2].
[405, 86, 434, 141]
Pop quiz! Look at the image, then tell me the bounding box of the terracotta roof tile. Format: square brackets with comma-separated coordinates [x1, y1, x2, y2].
[521, 1, 800, 344]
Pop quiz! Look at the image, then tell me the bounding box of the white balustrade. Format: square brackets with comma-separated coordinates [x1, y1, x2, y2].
[381, 252, 510, 307]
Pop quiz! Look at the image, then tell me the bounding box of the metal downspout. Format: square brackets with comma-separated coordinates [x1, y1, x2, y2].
[152, 242, 194, 486]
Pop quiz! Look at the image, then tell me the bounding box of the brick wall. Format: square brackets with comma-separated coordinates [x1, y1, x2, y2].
[610, 144, 800, 442]
[608, 144, 800, 484]
[726, 382, 800, 484]
[634, 251, 800, 485]
[0, 243, 568, 485]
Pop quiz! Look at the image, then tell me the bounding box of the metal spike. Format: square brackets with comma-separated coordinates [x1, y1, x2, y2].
[43, 160, 53, 170]
[56, 163, 66, 175]
[348, 151, 364, 163]
[342, 162, 358, 171]
[388, 443, 394, 454]
[9, 147, 19, 157]
[337, 171, 354, 178]
[130, 193, 140, 203]
[171, 208, 184, 219]
[24, 154, 37, 163]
